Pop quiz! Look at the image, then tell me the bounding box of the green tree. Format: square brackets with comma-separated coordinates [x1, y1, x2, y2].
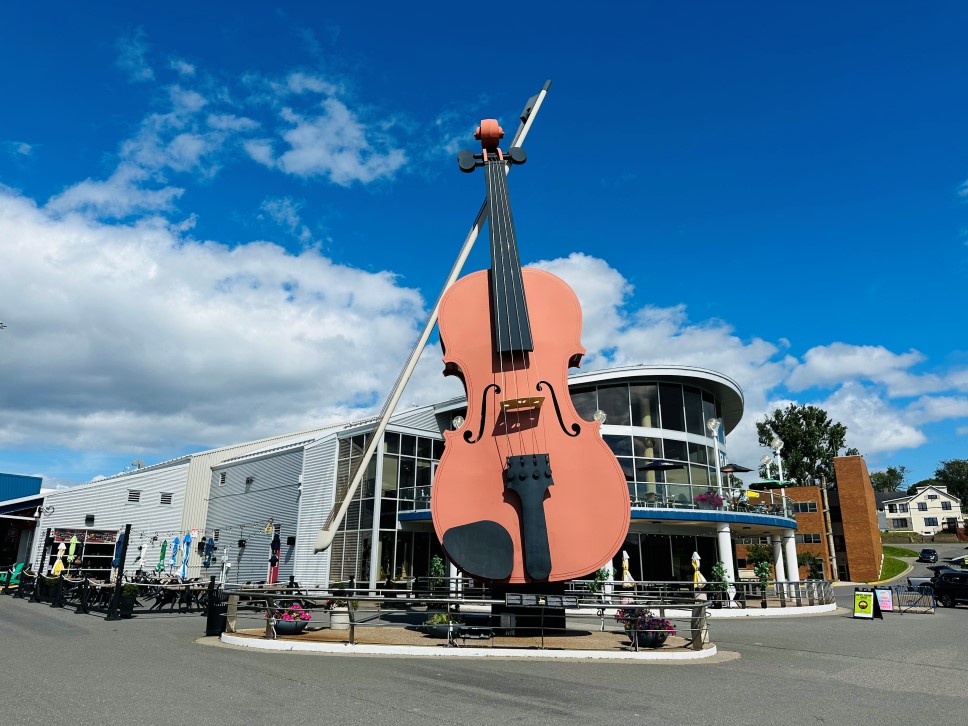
[744, 544, 773, 567]
[870, 465, 908, 492]
[756, 404, 848, 486]
[935, 459, 968, 506]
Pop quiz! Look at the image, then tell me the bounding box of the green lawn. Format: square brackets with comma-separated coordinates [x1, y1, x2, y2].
[879, 556, 907, 581]
[882, 545, 919, 557]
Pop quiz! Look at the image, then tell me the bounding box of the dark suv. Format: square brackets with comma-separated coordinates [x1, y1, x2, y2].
[933, 571, 968, 608]
[917, 548, 939, 563]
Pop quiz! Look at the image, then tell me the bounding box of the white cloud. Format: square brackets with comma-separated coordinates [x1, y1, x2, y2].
[45, 163, 184, 218]
[259, 197, 312, 243]
[787, 342, 945, 397]
[0, 188, 427, 454]
[818, 383, 926, 454]
[275, 100, 406, 184]
[906, 396, 968, 424]
[169, 58, 196, 77]
[287, 72, 340, 96]
[116, 28, 154, 83]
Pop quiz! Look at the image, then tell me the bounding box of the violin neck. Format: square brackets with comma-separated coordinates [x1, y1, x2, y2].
[484, 158, 533, 355]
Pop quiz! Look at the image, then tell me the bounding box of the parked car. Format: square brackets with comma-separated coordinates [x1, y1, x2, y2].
[933, 571, 968, 608]
[948, 554, 968, 567]
[917, 548, 939, 563]
[926, 564, 958, 579]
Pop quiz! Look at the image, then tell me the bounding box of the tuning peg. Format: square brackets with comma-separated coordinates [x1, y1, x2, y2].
[458, 149, 477, 173]
[507, 147, 527, 165]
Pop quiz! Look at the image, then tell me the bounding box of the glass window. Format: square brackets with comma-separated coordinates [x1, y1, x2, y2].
[616, 457, 635, 482]
[400, 434, 416, 457]
[399, 458, 416, 489]
[688, 442, 707, 465]
[664, 439, 687, 462]
[603, 435, 632, 457]
[432, 439, 445, 460]
[658, 384, 684, 432]
[384, 432, 400, 454]
[417, 437, 432, 459]
[891, 518, 908, 528]
[942, 501, 952, 511]
[351, 434, 367, 458]
[570, 387, 598, 421]
[899, 504, 909, 513]
[917, 502, 927, 511]
[360, 499, 374, 530]
[597, 384, 631, 425]
[630, 384, 659, 427]
[633, 436, 662, 458]
[689, 465, 710, 487]
[924, 517, 938, 526]
[927, 494, 938, 500]
[683, 387, 705, 436]
[888, 504, 897, 513]
[380, 498, 398, 527]
[382, 455, 398, 493]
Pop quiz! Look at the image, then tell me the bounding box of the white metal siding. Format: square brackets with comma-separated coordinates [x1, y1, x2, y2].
[294, 436, 339, 586]
[32, 462, 190, 575]
[206, 449, 302, 584]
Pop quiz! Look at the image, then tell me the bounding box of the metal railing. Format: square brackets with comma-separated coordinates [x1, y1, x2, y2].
[570, 578, 836, 609]
[218, 581, 713, 652]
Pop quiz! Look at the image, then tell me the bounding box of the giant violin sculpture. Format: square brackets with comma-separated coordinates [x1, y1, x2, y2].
[431, 120, 630, 583]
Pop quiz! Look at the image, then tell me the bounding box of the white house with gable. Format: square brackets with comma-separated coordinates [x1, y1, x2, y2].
[883, 485, 964, 535]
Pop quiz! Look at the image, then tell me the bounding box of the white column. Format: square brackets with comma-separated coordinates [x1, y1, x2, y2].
[783, 529, 799, 583]
[772, 535, 787, 583]
[716, 523, 735, 581]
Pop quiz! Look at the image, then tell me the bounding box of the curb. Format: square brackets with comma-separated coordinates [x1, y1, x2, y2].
[219, 632, 719, 661]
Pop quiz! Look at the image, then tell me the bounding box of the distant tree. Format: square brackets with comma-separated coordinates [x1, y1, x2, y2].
[844, 447, 861, 457]
[756, 404, 848, 486]
[870, 465, 908, 492]
[935, 459, 968, 506]
[744, 544, 773, 567]
[907, 478, 940, 496]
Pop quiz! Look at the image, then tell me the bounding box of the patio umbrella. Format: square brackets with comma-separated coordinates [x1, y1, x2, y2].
[68, 535, 78, 560]
[52, 541, 66, 575]
[170, 535, 180, 572]
[202, 537, 215, 568]
[181, 532, 191, 579]
[692, 551, 707, 598]
[267, 532, 281, 584]
[620, 550, 635, 589]
[636, 460, 685, 472]
[112, 531, 126, 569]
[155, 539, 168, 572]
[720, 463, 754, 473]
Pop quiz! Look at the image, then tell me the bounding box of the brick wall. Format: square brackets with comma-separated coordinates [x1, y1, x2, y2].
[832, 456, 883, 582]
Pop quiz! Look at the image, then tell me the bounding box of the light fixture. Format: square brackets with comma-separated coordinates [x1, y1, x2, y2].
[771, 436, 783, 451]
[451, 415, 465, 430]
[593, 410, 607, 423]
[706, 417, 721, 435]
[707, 418, 723, 499]
[34, 505, 54, 519]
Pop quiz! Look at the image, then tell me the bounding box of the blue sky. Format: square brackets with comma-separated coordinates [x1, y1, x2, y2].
[1, 2, 967, 488]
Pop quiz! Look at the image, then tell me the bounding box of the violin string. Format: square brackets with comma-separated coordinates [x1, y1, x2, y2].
[492, 158, 527, 461]
[495, 158, 541, 460]
[488, 159, 513, 467]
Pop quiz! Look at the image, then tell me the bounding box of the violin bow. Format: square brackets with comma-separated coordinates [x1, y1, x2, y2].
[314, 80, 552, 553]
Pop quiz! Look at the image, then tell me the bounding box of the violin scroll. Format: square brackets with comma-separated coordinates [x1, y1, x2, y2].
[458, 118, 527, 172]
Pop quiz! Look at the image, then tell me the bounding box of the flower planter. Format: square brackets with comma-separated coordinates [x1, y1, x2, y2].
[422, 623, 452, 639]
[329, 608, 350, 631]
[634, 630, 670, 648]
[274, 620, 308, 635]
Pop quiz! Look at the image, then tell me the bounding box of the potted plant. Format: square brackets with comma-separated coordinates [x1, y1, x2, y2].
[267, 601, 312, 635]
[709, 561, 730, 608]
[421, 610, 462, 638]
[326, 582, 358, 631]
[119, 583, 140, 618]
[754, 561, 772, 608]
[614, 608, 676, 648]
[694, 492, 724, 509]
[429, 555, 447, 594]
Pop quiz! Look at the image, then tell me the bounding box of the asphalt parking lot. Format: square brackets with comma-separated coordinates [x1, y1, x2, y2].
[1, 580, 967, 726]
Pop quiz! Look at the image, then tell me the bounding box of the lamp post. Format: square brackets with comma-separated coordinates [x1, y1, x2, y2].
[759, 454, 773, 480]
[706, 417, 723, 501]
[771, 437, 785, 483]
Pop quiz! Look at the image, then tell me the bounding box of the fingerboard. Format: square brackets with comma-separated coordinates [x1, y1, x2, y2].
[484, 158, 534, 354]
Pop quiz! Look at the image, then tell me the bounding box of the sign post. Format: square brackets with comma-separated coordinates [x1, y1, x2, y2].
[853, 587, 882, 620]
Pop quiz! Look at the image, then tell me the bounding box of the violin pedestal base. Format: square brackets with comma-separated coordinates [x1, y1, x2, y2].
[490, 582, 567, 636]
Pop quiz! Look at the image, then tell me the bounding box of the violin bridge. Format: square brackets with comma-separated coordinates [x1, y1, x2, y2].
[500, 396, 544, 411]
